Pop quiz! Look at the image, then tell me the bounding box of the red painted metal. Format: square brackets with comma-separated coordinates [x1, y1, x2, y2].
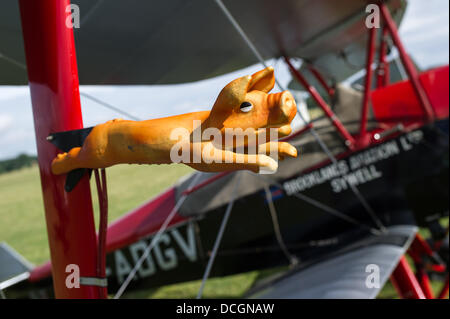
[391, 256, 426, 299]
[394, 232, 449, 299]
[358, 26, 377, 145]
[28, 262, 52, 283]
[371, 66, 450, 127]
[376, 28, 389, 89]
[283, 56, 356, 149]
[419, 65, 449, 119]
[434, 225, 449, 252]
[379, 2, 435, 123]
[416, 267, 434, 299]
[182, 171, 231, 196]
[407, 233, 450, 299]
[19, 0, 101, 298]
[409, 234, 434, 258]
[306, 64, 335, 99]
[437, 275, 449, 299]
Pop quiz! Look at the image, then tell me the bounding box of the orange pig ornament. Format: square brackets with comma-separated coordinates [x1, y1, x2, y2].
[51, 67, 298, 175]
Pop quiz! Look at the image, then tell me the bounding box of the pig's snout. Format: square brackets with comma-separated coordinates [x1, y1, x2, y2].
[267, 91, 297, 125]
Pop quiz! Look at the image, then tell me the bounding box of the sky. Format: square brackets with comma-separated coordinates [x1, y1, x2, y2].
[0, 0, 448, 160]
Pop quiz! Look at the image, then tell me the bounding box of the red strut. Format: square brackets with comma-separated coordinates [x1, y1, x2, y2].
[19, 0, 104, 298]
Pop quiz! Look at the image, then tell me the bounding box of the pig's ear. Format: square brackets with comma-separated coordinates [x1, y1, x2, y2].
[248, 67, 275, 93]
[221, 75, 252, 105]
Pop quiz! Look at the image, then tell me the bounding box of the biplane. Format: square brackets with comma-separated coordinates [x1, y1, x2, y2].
[0, 0, 448, 299]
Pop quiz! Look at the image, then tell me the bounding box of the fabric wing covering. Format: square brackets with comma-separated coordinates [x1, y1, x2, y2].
[0, 0, 405, 85]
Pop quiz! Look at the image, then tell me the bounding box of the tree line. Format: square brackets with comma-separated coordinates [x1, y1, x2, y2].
[0, 153, 37, 174]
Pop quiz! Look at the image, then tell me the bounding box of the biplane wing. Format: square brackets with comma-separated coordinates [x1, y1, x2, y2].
[248, 225, 417, 299]
[0, 243, 32, 292]
[0, 0, 405, 85]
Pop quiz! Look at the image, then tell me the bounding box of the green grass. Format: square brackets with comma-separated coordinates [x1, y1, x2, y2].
[88, 163, 193, 228]
[0, 164, 192, 265]
[123, 271, 261, 299]
[0, 164, 448, 299]
[0, 165, 49, 265]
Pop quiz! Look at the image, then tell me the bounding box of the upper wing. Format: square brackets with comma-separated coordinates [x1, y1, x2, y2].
[0, 0, 405, 85]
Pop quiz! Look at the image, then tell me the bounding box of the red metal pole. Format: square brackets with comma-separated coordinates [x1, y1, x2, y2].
[437, 275, 449, 299]
[284, 56, 356, 149]
[416, 267, 435, 299]
[379, 3, 435, 122]
[306, 64, 335, 99]
[19, 0, 103, 298]
[359, 27, 377, 141]
[390, 256, 426, 299]
[376, 28, 390, 88]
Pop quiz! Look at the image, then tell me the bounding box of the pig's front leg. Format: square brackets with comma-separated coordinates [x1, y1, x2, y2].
[185, 141, 278, 174]
[257, 141, 298, 161]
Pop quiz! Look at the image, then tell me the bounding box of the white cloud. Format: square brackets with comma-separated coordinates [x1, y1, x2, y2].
[400, 0, 449, 69]
[0, 114, 13, 133]
[0, 86, 29, 102]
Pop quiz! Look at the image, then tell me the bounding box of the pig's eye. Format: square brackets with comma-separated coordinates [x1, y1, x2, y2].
[240, 101, 253, 113]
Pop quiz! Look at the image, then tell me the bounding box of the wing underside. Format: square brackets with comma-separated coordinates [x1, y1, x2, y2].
[248, 225, 417, 299]
[0, 0, 405, 85]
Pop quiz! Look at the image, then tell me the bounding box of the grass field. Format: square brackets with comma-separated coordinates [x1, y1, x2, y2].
[0, 164, 447, 298]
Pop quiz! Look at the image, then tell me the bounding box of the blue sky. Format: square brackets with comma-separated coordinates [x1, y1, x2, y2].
[0, 0, 448, 160]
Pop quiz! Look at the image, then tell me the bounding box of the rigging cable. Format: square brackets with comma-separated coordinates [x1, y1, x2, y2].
[0, 52, 27, 70]
[251, 172, 382, 236]
[213, 0, 386, 232]
[113, 172, 202, 299]
[196, 174, 242, 299]
[79, 92, 142, 121]
[0, 52, 141, 122]
[263, 185, 299, 266]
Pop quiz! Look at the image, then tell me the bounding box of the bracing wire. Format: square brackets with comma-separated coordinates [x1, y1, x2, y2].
[251, 172, 382, 236]
[196, 174, 242, 299]
[79, 92, 142, 121]
[213, 0, 385, 232]
[263, 185, 299, 266]
[0, 52, 27, 70]
[113, 172, 202, 299]
[0, 52, 142, 122]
